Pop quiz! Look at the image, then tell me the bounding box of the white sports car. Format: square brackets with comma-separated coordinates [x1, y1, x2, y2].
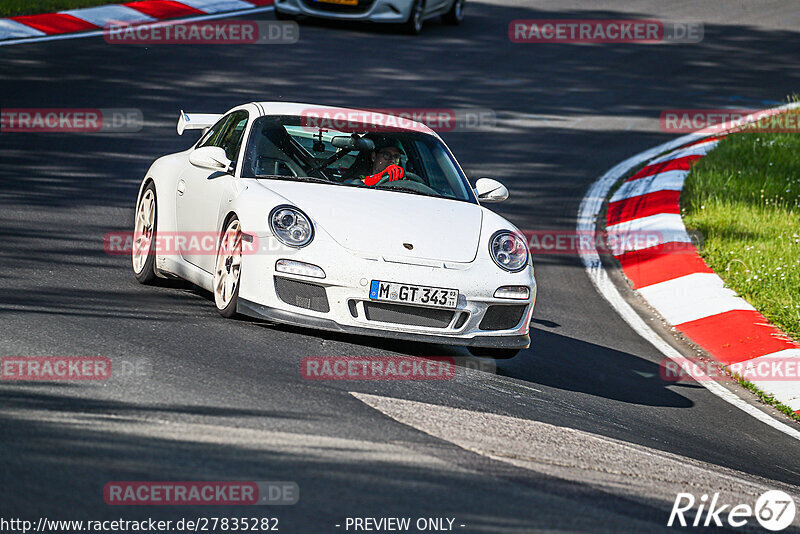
[274, 0, 464, 35]
[132, 102, 535, 358]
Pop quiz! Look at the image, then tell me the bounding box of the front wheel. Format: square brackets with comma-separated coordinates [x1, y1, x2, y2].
[213, 217, 243, 318]
[468, 347, 520, 359]
[442, 0, 464, 25]
[132, 183, 158, 284]
[403, 0, 425, 34]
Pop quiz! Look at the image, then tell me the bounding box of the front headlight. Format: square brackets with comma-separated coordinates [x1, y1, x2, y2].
[490, 230, 528, 272]
[269, 205, 314, 248]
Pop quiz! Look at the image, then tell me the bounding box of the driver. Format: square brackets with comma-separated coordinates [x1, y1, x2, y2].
[361, 138, 406, 186]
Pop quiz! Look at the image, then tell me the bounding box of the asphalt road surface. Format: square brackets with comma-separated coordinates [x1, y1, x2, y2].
[2, 1, 800, 532]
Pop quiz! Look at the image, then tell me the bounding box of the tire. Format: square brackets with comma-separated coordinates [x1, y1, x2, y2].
[403, 0, 425, 34]
[467, 347, 520, 359]
[132, 182, 159, 285]
[274, 9, 297, 21]
[213, 216, 243, 318]
[442, 0, 464, 25]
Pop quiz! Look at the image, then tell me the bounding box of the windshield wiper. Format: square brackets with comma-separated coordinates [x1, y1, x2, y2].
[254, 174, 332, 184]
[371, 185, 439, 199]
[253, 175, 443, 198]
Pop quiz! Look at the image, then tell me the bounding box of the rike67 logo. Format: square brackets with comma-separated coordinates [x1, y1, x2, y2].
[668, 490, 796, 531]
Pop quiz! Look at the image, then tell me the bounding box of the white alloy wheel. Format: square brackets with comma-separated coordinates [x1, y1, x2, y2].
[132, 186, 158, 283]
[213, 218, 243, 316]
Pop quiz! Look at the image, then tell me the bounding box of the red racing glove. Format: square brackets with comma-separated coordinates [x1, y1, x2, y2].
[364, 164, 404, 186]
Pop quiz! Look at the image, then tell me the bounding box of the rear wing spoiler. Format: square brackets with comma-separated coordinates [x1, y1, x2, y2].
[177, 110, 221, 135]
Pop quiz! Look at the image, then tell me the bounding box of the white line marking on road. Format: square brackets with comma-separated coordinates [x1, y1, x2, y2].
[351, 392, 800, 504]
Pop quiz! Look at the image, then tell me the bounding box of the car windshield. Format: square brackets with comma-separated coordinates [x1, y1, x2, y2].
[240, 115, 476, 203]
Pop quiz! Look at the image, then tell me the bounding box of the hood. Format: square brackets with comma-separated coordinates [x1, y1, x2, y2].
[256, 180, 482, 263]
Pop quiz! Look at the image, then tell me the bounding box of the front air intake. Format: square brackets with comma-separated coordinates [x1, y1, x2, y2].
[363, 302, 454, 328]
[274, 277, 329, 313]
[479, 305, 526, 331]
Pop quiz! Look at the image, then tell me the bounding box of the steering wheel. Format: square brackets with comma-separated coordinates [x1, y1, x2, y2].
[377, 179, 440, 196]
[374, 170, 425, 187]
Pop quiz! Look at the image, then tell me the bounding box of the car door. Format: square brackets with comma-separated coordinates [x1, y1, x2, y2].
[176, 110, 249, 273]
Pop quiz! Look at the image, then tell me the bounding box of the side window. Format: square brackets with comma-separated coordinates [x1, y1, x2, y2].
[410, 140, 443, 186]
[218, 111, 248, 162]
[198, 115, 232, 149]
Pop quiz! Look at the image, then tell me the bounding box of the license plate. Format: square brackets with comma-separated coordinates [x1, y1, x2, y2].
[315, 0, 358, 5]
[369, 281, 459, 309]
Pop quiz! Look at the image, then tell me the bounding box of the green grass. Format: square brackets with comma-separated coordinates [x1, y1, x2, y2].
[682, 108, 800, 340]
[0, 0, 122, 17]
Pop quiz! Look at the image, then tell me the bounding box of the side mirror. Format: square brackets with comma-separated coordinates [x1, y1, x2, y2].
[189, 146, 232, 172]
[474, 178, 509, 203]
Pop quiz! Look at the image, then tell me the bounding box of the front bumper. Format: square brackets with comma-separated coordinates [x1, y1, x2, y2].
[238, 298, 531, 349]
[237, 234, 536, 349]
[274, 0, 412, 23]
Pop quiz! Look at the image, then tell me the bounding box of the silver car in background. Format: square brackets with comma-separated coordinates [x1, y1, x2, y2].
[274, 0, 465, 34]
